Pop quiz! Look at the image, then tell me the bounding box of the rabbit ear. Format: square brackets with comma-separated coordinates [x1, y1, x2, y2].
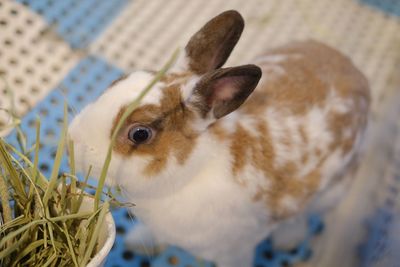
[183, 10, 244, 74]
[188, 64, 261, 120]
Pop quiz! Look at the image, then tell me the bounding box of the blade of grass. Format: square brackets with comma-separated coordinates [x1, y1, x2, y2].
[15, 125, 27, 155]
[0, 139, 27, 201]
[0, 215, 25, 232]
[1, 147, 45, 210]
[0, 174, 12, 251]
[77, 222, 87, 261]
[94, 48, 180, 210]
[0, 225, 33, 259]
[60, 175, 67, 214]
[33, 117, 41, 183]
[43, 222, 48, 249]
[3, 142, 48, 186]
[0, 219, 45, 248]
[41, 251, 57, 267]
[0, 174, 11, 224]
[43, 102, 67, 205]
[27, 118, 41, 212]
[47, 211, 92, 222]
[68, 140, 76, 177]
[73, 204, 102, 257]
[11, 239, 45, 266]
[35, 247, 53, 266]
[79, 201, 110, 266]
[61, 222, 78, 267]
[72, 166, 92, 215]
[68, 140, 77, 213]
[44, 209, 57, 255]
[49, 256, 59, 267]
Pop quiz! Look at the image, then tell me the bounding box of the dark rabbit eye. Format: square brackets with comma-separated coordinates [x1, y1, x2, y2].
[128, 125, 153, 144]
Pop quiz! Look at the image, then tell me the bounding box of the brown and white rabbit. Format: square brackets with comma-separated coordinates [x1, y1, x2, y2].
[68, 10, 370, 267]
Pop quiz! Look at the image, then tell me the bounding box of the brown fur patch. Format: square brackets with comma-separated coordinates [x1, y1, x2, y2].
[243, 40, 370, 117]
[208, 122, 228, 141]
[161, 72, 192, 84]
[211, 118, 322, 220]
[111, 84, 198, 176]
[299, 125, 308, 144]
[327, 95, 369, 156]
[301, 154, 309, 164]
[210, 40, 370, 220]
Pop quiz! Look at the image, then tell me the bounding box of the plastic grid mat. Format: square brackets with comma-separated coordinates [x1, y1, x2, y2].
[5, 56, 123, 176]
[0, 0, 80, 135]
[90, 0, 400, 116]
[15, 0, 128, 48]
[1, 0, 400, 266]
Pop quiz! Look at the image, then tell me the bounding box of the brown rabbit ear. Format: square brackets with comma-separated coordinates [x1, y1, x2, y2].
[189, 64, 262, 119]
[185, 10, 244, 74]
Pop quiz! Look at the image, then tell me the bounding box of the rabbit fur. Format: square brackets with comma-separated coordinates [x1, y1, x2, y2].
[68, 10, 370, 267]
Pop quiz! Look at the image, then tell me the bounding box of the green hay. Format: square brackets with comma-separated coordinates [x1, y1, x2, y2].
[0, 49, 179, 266]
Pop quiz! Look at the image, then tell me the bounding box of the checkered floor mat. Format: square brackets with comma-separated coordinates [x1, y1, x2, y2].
[1, 0, 400, 266]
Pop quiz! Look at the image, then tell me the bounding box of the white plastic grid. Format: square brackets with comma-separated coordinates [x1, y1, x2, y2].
[0, 0, 80, 135]
[0, 0, 399, 265]
[90, 0, 400, 116]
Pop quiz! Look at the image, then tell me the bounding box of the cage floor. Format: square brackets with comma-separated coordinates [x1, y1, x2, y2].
[1, 0, 400, 266]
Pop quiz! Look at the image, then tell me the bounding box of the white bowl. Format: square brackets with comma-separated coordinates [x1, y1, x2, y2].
[76, 195, 116, 267]
[87, 209, 116, 267]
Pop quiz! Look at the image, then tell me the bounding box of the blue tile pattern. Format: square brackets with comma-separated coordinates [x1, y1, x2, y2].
[360, 0, 400, 17]
[6, 56, 123, 177]
[359, 174, 400, 267]
[16, 0, 128, 48]
[359, 208, 393, 266]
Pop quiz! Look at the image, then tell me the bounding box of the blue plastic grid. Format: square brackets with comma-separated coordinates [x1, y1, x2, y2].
[4, 54, 323, 267]
[6, 56, 124, 176]
[15, 0, 128, 48]
[253, 215, 322, 267]
[361, 0, 400, 17]
[359, 172, 400, 267]
[359, 208, 393, 266]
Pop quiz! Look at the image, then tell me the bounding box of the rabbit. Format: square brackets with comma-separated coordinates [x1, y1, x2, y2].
[68, 10, 370, 267]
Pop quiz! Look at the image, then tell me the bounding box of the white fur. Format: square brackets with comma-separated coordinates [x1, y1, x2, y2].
[171, 54, 190, 73]
[125, 221, 161, 256]
[271, 215, 309, 250]
[254, 54, 302, 64]
[126, 134, 272, 266]
[180, 75, 200, 100]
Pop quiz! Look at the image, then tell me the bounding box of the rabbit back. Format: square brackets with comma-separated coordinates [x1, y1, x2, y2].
[209, 40, 370, 220]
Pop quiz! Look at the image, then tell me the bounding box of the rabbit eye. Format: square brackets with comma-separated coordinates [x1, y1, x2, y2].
[128, 125, 153, 145]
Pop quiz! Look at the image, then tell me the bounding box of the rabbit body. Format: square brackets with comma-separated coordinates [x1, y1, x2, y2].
[68, 11, 370, 267]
